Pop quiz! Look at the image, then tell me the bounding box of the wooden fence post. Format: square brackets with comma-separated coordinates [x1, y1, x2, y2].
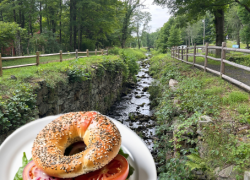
[75, 49, 78, 58]
[176, 46, 178, 59]
[181, 46, 184, 61]
[204, 43, 209, 72]
[101, 49, 103, 55]
[87, 49, 89, 57]
[174, 47, 176, 58]
[60, 50, 62, 62]
[95, 49, 97, 55]
[36, 51, 39, 66]
[27, 47, 29, 55]
[178, 46, 180, 60]
[186, 46, 189, 61]
[193, 43, 196, 66]
[0, 53, 2, 77]
[220, 42, 226, 78]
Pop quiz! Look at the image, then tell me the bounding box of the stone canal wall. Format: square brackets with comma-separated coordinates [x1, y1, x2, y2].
[35, 71, 123, 117]
[0, 70, 124, 144]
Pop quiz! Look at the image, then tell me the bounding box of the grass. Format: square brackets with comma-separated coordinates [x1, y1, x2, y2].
[2, 52, 101, 67]
[150, 52, 250, 179]
[0, 55, 123, 98]
[226, 40, 246, 48]
[222, 91, 249, 105]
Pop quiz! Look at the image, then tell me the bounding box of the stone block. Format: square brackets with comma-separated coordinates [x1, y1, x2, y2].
[244, 171, 250, 180]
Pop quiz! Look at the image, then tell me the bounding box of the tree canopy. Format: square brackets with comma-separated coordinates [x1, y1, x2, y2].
[0, 0, 151, 55]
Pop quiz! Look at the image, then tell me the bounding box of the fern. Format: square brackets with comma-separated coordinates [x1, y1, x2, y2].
[186, 154, 208, 171]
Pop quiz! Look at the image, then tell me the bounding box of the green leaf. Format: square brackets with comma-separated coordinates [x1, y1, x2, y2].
[118, 148, 129, 159]
[13, 152, 32, 180]
[127, 164, 135, 179]
[22, 152, 28, 167]
[118, 148, 135, 179]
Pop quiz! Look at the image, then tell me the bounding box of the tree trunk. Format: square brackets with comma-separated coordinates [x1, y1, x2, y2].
[15, 30, 22, 56]
[59, 0, 62, 43]
[40, 1, 42, 33]
[69, 0, 73, 50]
[0, 11, 3, 21]
[21, 11, 25, 28]
[237, 30, 240, 48]
[19, 1, 22, 26]
[137, 25, 140, 49]
[13, 0, 16, 22]
[214, 8, 224, 57]
[29, 6, 33, 36]
[73, 0, 77, 50]
[78, 25, 81, 50]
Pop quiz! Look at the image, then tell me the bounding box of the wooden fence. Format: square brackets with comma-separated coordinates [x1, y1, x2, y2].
[0, 49, 108, 77]
[171, 42, 250, 92]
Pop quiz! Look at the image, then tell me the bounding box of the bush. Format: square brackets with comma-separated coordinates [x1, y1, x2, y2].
[0, 84, 37, 134]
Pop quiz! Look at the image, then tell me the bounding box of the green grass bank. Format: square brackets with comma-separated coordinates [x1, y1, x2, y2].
[149, 53, 250, 179]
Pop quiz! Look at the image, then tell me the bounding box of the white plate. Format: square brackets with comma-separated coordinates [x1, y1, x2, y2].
[0, 114, 157, 180]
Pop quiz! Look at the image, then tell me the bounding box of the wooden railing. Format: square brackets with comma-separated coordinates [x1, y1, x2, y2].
[171, 42, 250, 92]
[0, 49, 108, 76]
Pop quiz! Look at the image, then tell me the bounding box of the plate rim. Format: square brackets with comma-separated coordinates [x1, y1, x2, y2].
[0, 113, 157, 180]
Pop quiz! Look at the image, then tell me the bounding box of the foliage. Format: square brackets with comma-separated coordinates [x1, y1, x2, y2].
[0, 21, 25, 54]
[0, 0, 152, 53]
[150, 52, 250, 179]
[0, 84, 37, 134]
[133, 11, 152, 49]
[29, 29, 61, 54]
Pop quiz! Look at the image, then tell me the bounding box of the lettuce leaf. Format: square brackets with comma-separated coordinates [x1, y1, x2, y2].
[118, 148, 135, 179]
[13, 152, 32, 180]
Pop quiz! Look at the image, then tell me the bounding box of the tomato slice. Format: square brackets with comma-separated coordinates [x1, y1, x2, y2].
[22, 160, 73, 180]
[75, 154, 129, 180]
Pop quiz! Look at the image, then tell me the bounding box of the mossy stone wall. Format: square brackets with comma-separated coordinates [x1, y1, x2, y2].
[0, 70, 124, 144]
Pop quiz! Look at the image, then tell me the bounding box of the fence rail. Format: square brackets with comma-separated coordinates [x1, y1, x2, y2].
[171, 42, 250, 92]
[0, 49, 108, 76]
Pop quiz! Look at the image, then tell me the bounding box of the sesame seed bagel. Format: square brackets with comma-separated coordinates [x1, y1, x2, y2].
[32, 111, 121, 178]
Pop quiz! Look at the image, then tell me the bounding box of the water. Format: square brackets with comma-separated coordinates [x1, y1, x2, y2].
[106, 54, 156, 152]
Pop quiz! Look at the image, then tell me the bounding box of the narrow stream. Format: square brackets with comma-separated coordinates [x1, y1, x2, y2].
[105, 54, 156, 153]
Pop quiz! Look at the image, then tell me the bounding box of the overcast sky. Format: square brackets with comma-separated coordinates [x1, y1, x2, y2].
[141, 0, 171, 32]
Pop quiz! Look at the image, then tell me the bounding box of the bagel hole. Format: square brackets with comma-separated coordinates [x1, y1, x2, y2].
[64, 141, 86, 156]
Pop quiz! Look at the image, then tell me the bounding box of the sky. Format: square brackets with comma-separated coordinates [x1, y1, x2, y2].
[141, 0, 171, 32]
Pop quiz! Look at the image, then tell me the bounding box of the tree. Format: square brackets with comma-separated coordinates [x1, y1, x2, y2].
[167, 25, 182, 47]
[133, 11, 151, 49]
[238, 5, 250, 48]
[225, 5, 242, 47]
[153, 0, 231, 56]
[155, 17, 175, 52]
[119, 0, 145, 48]
[0, 21, 25, 55]
[185, 21, 202, 46]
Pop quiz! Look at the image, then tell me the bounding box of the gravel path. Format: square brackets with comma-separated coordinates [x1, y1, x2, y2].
[194, 59, 250, 87]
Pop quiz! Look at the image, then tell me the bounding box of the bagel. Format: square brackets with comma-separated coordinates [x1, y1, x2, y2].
[31, 111, 122, 178]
